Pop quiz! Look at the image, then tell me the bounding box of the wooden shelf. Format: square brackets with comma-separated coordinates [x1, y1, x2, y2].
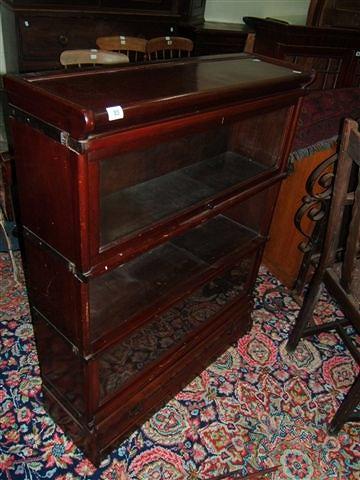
[98, 251, 257, 401]
[100, 152, 268, 246]
[91, 215, 262, 345]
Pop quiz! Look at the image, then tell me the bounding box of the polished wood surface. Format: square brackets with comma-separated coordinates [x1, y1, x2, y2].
[5, 55, 311, 464]
[4, 54, 312, 139]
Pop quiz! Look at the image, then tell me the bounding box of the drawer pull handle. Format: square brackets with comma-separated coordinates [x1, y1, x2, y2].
[58, 35, 69, 46]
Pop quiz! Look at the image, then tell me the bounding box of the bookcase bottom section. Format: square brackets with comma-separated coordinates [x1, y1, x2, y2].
[41, 300, 252, 466]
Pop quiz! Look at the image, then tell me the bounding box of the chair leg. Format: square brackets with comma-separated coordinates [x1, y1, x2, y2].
[286, 271, 324, 352]
[328, 374, 360, 434]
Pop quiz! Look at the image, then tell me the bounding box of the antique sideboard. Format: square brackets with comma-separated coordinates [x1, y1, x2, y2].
[1, 0, 206, 71]
[4, 54, 312, 463]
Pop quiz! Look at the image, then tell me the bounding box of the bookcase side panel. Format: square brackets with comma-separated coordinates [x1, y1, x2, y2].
[10, 119, 84, 265]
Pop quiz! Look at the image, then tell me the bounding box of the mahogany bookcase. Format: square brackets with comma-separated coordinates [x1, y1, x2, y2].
[4, 54, 312, 464]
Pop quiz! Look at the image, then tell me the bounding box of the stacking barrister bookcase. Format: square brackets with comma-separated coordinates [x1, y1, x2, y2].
[4, 54, 312, 464]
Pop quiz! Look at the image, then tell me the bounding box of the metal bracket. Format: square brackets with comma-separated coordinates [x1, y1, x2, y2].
[9, 105, 86, 154]
[24, 227, 89, 282]
[67, 261, 88, 282]
[60, 131, 85, 154]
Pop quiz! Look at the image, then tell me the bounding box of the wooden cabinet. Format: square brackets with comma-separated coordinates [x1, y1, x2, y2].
[243, 17, 360, 90]
[4, 54, 311, 464]
[307, 0, 360, 28]
[2, 0, 206, 71]
[192, 21, 250, 56]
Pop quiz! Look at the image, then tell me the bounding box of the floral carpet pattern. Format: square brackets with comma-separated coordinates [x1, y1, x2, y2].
[0, 253, 359, 480]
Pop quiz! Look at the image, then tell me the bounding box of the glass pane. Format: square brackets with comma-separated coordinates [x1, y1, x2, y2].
[99, 106, 289, 247]
[89, 215, 258, 341]
[98, 253, 256, 401]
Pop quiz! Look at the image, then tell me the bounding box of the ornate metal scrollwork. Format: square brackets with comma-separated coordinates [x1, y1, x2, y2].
[294, 153, 337, 254]
[292, 152, 338, 295]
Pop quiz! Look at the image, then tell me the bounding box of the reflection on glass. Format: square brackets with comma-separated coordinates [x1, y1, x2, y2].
[90, 215, 257, 341]
[98, 255, 254, 400]
[99, 107, 288, 246]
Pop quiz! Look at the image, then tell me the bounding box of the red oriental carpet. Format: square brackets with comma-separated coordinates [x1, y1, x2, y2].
[0, 253, 359, 479]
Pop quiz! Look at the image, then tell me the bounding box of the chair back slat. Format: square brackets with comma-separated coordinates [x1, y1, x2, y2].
[96, 36, 147, 62]
[146, 36, 193, 61]
[319, 120, 355, 268]
[341, 167, 360, 293]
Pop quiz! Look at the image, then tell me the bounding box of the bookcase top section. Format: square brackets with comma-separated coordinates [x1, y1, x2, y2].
[4, 54, 313, 139]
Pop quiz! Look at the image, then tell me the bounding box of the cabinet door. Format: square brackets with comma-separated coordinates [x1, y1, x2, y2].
[96, 250, 259, 403]
[89, 212, 264, 343]
[95, 105, 291, 254]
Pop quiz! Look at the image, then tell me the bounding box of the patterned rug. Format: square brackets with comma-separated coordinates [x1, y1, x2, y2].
[0, 253, 359, 480]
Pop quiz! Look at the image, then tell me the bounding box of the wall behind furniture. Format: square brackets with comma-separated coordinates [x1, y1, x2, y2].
[205, 0, 311, 24]
[0, 1, 19, 150]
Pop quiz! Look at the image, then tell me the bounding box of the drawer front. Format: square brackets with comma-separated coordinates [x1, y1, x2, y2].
[18, 14, 102, 62]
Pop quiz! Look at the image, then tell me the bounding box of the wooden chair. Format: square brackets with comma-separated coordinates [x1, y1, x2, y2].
[60, 49, 129, 68]
[287, 118, 360, 433]
[146, 36, 193, 61]
[96, 36, 147, 63]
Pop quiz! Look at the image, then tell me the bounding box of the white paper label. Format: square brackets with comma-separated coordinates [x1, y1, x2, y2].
[91, 49, 98, 52]
[106, 106, 124, 121]
[121, 39, 126, 45]
[90, 54, 97, 60]
[165, 36, 171, 40]
[120, 35, 125, 40]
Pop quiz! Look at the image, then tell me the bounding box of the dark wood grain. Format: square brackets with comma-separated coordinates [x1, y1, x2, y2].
[5, 55, 310, 465]
[2, 0, 206, 72]
[243, 16, 360, 90]
[4, 54, 312, 138]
